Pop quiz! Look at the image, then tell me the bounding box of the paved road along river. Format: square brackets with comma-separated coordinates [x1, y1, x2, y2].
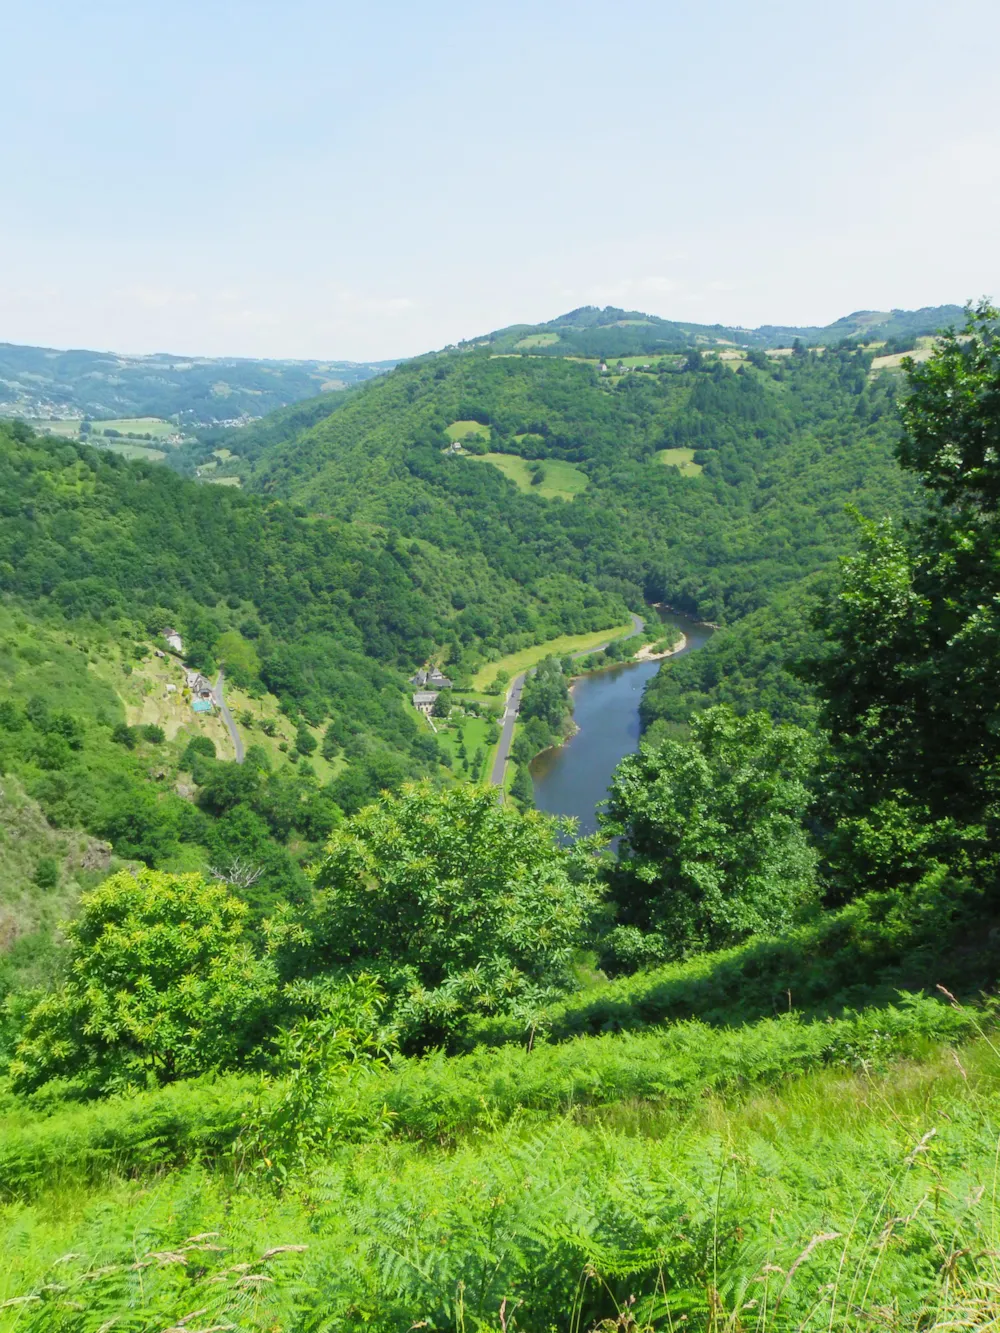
[489, 614, 644, 788]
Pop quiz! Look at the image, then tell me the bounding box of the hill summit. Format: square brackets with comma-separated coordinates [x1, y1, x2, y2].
[469, 301, 964, 359]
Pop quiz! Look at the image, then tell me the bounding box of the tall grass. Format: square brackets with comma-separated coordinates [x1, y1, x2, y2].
[4, 1035, 1000, 1330]
[0, 995, 979, 1199]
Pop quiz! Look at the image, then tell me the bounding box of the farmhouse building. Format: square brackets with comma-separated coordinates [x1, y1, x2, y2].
[184, 669, 214, 700]
[412, 690, 439, 716]
[411, 667, 453, 688]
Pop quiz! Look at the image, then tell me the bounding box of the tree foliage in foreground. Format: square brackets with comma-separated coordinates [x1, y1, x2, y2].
[11, 869, 278, 1093]
[811, 302, 1000, 893]
[299, 782, 602, 1040]
[603, 706, 819, 961]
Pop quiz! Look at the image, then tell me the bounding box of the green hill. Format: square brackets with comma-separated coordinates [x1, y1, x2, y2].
[228, 338, 918, 724]
[0, 339, 396, 426]
[471, 302, 965, 360]
[0, 413, 616, 997]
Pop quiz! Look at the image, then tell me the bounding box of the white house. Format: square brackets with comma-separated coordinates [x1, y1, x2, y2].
[162, 627, 184, 654]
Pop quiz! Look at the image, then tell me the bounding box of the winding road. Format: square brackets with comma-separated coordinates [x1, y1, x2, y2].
[489, 613, 643, 789]
[213, 670, 245, 763]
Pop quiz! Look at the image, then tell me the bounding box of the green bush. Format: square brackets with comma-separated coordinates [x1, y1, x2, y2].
[11, 869, 279, 1093]
[32, 857, 59, 891]
[471, 866, 999, 1047]
[294, 723, 317, 755]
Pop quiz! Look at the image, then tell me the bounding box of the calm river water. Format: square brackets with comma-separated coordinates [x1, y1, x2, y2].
[530, 611, 714, 834]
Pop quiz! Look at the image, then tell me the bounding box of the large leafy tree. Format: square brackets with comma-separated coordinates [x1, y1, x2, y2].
[11, 869, 278, 1092]
[300, 782, 601, 1039]
[603, 705, 818, 957]
[811, 303, 1000, 891]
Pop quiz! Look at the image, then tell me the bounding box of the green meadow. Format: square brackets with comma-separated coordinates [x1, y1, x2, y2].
[88, 417, 182, 440]
[655, 446, 703, 476]
[472, 621, 635, 690]
[469, 452, 589, 500]
[445, 419, 491, 441]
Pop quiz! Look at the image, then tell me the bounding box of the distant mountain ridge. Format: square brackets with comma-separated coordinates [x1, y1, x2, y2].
[472, 303, 965, 359]
[0, 341, 398, 425]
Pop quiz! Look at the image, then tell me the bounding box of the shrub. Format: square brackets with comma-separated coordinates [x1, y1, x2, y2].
[294, 723, 317, 756]
[32, 857, 59, 891]
[471, 866, 997, 1047]
[604, 705, 819, 957]
[11, 869, 279, 1093]
[299, 782, 602, 1042]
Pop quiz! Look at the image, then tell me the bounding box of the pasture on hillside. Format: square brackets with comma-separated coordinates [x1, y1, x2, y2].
[655, 447, 703, 477]
[444, 419, 491, 442]
[87, 418, 185, 440]
[467, 452, 589, 501]
[96, 441, 167, 461]
[513, 332, 561, 349]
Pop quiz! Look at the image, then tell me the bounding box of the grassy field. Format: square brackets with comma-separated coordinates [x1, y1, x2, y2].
[513, 332, 561, 349]
[445, 419, 491, 441]
[871, 346, 936, 370]
[655, 446, 703, 477]
[97, 441, 167, 462]
[472, 622, 635, 690]
[30, 417, 185, 445]
[204, 474, 242, 486]
[611, 355, 663, 368]
[432, 713, 493, 781]
[468, 453, 589, 501]
[88, 417, 182, 440]
[30, 419, 82, 439]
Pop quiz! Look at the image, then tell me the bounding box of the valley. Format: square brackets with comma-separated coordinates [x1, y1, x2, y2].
[2, 301, 1000, 1331]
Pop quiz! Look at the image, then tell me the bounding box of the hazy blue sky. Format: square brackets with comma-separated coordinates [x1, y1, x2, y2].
[4, 0, 999, 359]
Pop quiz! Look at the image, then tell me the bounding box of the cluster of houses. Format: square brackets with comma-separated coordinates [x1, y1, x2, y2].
[160, 628, 215, 714]
[410, 666, 452, 716]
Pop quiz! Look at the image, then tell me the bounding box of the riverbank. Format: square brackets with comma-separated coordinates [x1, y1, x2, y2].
[472, 619, 638, 692]
[619, 631, 687, 664]
[531, 612, 716, 831]
[487, 614, 643, 784]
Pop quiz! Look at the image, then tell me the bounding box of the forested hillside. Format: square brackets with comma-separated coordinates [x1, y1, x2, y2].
[0, 340, 394, 424]
[230, 337, 919, 723]
[0, 416, 628, 1005]
[4, 309, 1000, 1330]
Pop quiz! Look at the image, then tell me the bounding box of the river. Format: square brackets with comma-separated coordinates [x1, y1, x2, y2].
[530, 610, 714, 834]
